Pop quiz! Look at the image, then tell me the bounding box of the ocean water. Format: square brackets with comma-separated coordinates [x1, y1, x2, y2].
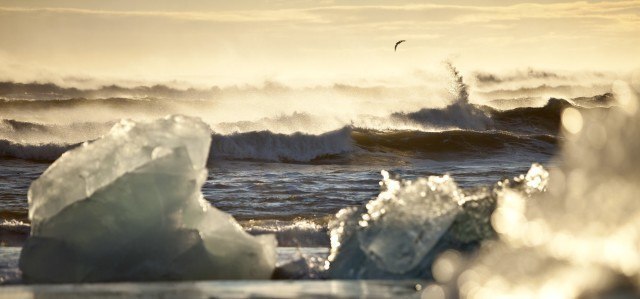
[0, 65, 569, 249]
[1, 65, 637, 296]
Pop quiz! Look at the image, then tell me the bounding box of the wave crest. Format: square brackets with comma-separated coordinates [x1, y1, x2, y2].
[209, 127, 353, 162]
[243, 219, 329, 247]
[0, 139, 75, 161]
[353, 128, 556, 156]
[390, 62, 493, 131]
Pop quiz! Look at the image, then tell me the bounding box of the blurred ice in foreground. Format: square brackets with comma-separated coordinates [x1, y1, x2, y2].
[454, 81, 640, 298]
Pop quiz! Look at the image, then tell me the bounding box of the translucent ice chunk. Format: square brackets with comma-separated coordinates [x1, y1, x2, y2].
[327, 171, 463, 278]
[20, 115, 276, 283]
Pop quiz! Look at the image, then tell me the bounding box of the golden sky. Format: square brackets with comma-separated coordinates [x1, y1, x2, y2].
[0, 0, 639, 86]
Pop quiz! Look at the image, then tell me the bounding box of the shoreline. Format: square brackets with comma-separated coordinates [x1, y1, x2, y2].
[0, 247, 333, 285]
[0, 279, 426, 299]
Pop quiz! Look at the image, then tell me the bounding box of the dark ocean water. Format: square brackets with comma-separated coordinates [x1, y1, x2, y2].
[0, 71, 609, 247]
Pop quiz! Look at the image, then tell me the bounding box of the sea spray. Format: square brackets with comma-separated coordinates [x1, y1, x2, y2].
[391, 62, 493, 130]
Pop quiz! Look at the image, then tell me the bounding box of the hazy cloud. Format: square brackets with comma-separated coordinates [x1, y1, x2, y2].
[1, 1, 639, 26]
[0, 6, 324, 23]
[0, 1, 638, 84]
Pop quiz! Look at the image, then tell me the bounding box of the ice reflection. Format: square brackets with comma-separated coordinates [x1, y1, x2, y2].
[0, 280, 426, 299]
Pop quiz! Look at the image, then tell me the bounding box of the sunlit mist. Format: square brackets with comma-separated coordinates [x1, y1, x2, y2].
[1, 0, 639, 86]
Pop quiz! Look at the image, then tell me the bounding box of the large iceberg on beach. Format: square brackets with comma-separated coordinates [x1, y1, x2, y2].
[19, 115, 276, 283]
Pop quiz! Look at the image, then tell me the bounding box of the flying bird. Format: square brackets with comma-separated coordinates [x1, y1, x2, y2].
[394, 40, 406, 51]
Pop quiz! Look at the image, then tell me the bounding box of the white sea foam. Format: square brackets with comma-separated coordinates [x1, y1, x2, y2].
[0, 219, 30, 233]
[243, 219, 328, 247]
[0, 125, 354, 163]
[389, 62, 493, 131]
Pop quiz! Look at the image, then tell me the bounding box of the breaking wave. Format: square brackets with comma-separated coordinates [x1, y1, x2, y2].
[209, 127, 353, 162]
[0, 97, 599, 163]
[0, 219, 30, 247]
[0, 139, 75, 161]
[389, 62, 492, 131]
[391, 104, 492, 131]
[0, 126, 558, 163]
[0, 119, 113, 144]
[352, 129, 556, 155]
[489, 98, 574, 134]
[0, 127, 354, 163]
[0, 62, 619, 164]
[1, 92, 617, 164]
[243, 219, 329, 247]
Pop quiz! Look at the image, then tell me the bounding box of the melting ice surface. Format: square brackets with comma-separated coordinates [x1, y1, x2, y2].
[19, 115, 276, 283]
[326, 166, 496, 279]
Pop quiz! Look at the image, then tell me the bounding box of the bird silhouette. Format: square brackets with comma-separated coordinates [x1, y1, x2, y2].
[394, 40, 406, 51]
